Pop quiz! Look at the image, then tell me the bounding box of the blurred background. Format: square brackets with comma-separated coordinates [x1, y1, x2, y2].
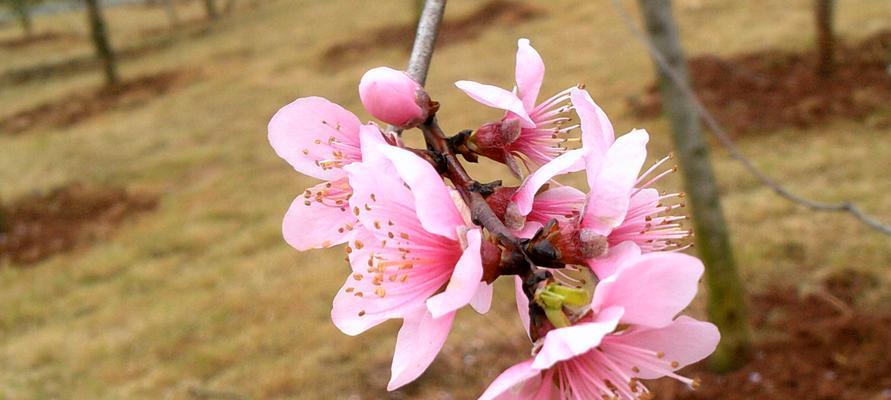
[0, 0, 889, 399]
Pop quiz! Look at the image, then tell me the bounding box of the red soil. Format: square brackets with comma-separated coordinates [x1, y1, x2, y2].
[628, 30, 891, 135]
[0, 183, 158, 266]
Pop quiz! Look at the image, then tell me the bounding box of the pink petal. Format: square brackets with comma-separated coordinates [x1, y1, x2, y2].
[515, 38, 545, 111]
[388, 306, 457, 390]
[282, 179, 357, 251]
[514, 220, 544, 239]
[478, 360, 541, 400]
[426, 229, 484, 318]
[268, 96, 362, 181]
[531, 306, 624, 369]
[526, 185, 586, 226]
[330, 229, 445, 335]
[514, 276, 531, 338]
[470, 281, 494, 314]
[581, 129, 649, 236]
[592, 252, 704, 328]
[376, 143, 466, 240]
[585, 240, 642, 279]
[511, 148, 587, 216]
[357, 123, 390, 166]
[608, 316, 720, 379]
[571, 88, 614, 157]
[455, 80, 535, 128]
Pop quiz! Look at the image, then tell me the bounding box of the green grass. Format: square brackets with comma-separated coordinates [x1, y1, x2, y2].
[1, 0, 890, 398]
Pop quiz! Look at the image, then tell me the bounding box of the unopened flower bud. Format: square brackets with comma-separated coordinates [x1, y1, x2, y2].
[359, 67, 430, 129]
[470, 119, 523, 176]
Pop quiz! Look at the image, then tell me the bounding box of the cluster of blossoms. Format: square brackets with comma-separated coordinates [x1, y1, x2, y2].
[269, 38, 718, 399]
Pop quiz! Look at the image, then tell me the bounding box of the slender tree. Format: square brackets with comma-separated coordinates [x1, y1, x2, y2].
[203, 0, 218, 20]
[84, 0, 119, 86]
[636, 0, 750, 372]
[9, 0, 34, 38]
[161, 0, 179, 27]
[0, 203, 8, 235]
[815, 0, 836, 77]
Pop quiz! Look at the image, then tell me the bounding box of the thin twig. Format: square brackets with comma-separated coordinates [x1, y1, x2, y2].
[610, 0, 891, 235]
[386, 0, 447, 136]
[406, 0, 446, 86]
[420, 118, 519, 246]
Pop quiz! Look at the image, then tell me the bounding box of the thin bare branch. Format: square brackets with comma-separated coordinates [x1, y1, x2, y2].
[406, 0, 446, 86]
[610, 0, 891, 235]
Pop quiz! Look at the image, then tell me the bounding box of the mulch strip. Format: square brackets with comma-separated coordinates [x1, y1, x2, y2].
[0, 183, 158, 266]
[0, 69, 199, 135]
[655, 284, 891, 399]
[322, 0, 544, 67]
[628, 30, 891, 135]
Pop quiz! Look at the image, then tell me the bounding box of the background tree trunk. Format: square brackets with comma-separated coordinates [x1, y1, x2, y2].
[162, 0, 179, 27]
[84, 0, 119, 86]
[0, 204, 8, 235]
[203, 0, 218, 20]
[636, 0, 751, 373]
[223, 0, 236, 15]
[815, 0, 836, 77]
[12, 0, 33, 38]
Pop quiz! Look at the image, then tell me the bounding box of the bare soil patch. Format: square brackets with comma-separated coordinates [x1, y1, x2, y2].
[322, 0, 544, 68]
[0, 31, 79, 49]
[0, 183, 158, 266]
[0, 69, 199, 135]
[654, 280, 891, 399]
[628, 30, 891, 135]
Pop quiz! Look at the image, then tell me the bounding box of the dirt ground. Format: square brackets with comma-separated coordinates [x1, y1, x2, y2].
[629, 30, 891, 135]
[0, 183, 157, 265]
[0, 69, 199, 135]
[0, 31, 80, 49]
[322, 0, 545, 67]
[654, 280, 891, 400]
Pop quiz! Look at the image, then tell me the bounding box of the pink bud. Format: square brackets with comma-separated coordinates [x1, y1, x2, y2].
[358, 67, 430, 129]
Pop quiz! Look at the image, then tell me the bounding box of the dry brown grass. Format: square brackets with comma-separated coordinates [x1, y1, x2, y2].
[0, 0, 889, 399]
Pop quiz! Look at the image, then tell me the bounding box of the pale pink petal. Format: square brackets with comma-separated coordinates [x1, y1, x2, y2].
[268, 96, 362, 181]
[515, 38, 545, 111]
[514, 276, 531, 338]
[581, 129, 649, 236]
[478, 360, 541, 400]
[514, 220, 544, 239]
[427, 229, 484, 318]
[455, 80, 535, 128]
[571, 88, 614, 157]
[357, 123, 390, 167]
[592, 252, 704, 328]
[470, 281, 494, 314]
[330, 229, 444, 335]
[607, 316, 720, 379]
[376, 144, 465, 240]
[585, 240, 642, 279]
[282, 180, 357, 251]
[511, 148, 587, 216]
[388, 306, 457, 390]
[531, 306, 624, 369]
[526, 185, 586, 225]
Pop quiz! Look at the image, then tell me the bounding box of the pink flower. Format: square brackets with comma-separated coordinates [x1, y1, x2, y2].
[330, 140, 493, 390]
[456, 38, 578, 176]
[268, 97, 387, 251]
[359, 67, 430, 129]
[505, 88, 690, 262]
[482, 249, 720, 400]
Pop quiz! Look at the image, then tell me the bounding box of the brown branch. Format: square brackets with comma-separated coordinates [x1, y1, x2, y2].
[419, 117, 518, 246]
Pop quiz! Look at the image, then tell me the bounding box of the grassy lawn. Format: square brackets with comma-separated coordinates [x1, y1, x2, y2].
[1, 0, 889, 398]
